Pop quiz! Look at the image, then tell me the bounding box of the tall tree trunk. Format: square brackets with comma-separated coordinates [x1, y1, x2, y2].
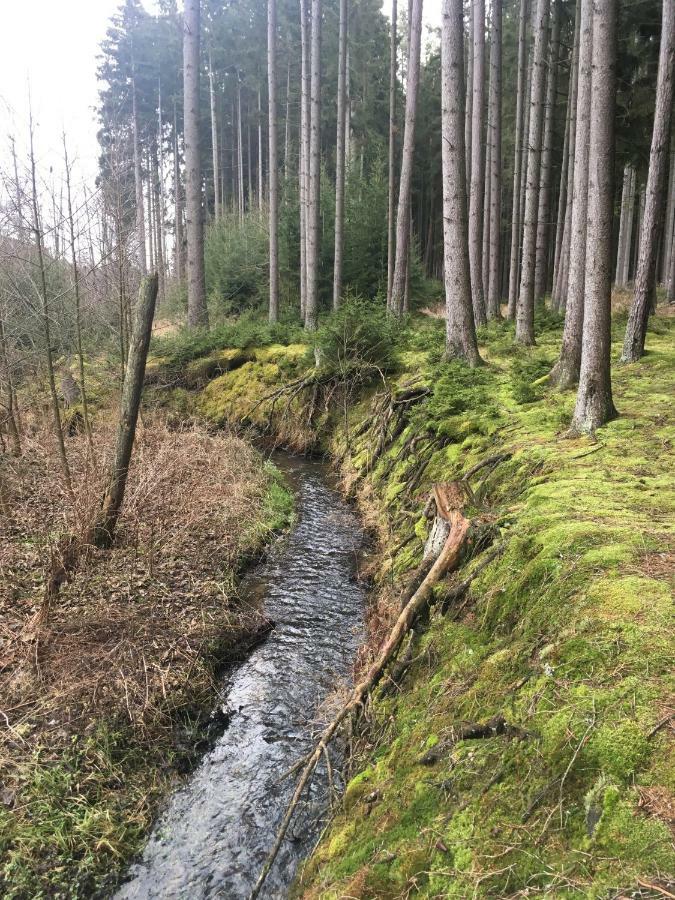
[441, 0, 481, 365]
[333, 0, 348, 309]
[299, 0, 311, 318]
[259, 87, 265, 211]
[237, 79, 245, 218]
[661, 150, 675, 283]
[507, 0, 528, 318]
[209, 52, 220, 222]
[284, 59, 291, 184]
[93, 276, 158, 548]
[515, 0, 551, 345]
[622, 0, 674, 362]
[549, 0, 592, 385]
[147, 158, 155, 270]
[571, 0, 617, 433]
[29, 111, 72, 494]
[482, 92, 492, 301]
[0, 315, 21, 456]
[615, 165, 632, 287]
[63, 134, 93, 451]
[152, 145, 166, 306]
[486, 0, 502, 318]
[534, 0, 561, 303]
[633, 186, 645, 278]
[468, 0, 487, 326]
[157, 83, 167, 296]
[391, 0, 424, 315]
[465, 3, 474, 198]
[305, 0, 322, 330]
[268, 0, 280, 323]
[668, 223, 675, 303]
[620, 166, 637, 286]
[173, 102, 184, 282]
[132, 63, 147, 275]
[386, 0, 398, 308]
[184, 0, 209, 328]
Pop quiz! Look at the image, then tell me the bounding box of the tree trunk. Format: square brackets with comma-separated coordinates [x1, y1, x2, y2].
[620, 166, 637, 286]
[268, 0, 280, 323]
[259, 86, 265, 210]
[0, 315, 21, 457]
[299, 0, 311, 318]
[63, 134, 93, 451]
[173, 102, 184, 281]
[332, 0, 348, 310]
[571, 0, 617, 433]
[132, 64, 147, 275]
[661, 150, 675, 284]
[482, 94, 492, 301]
[305, 0, 322, 330]
[465, 2, 474, 198]
[507, 0, 528, 318]
[534, 0, 561, 303]
[209, 53, 220, 222]
[515, 0, 551, 345]
[549, 0, 592, 385]
[615, 165, 632, 287]
[391, 0, 424, 315]
[284, 59, 291, 184]
[486, 0, 502, 318]
[237, 79, 245, 218]
[184, 0, 209, 328]
[386, 0, 398, 309]
[152, 145, 166, 306]
[622, 0, 674, 362]
[468, 0, 487, 326]
[29, 110, 72, 495]
[441, 0, 481, 365]
[146, 158, 155, 270]
[93, 276, 158, 548]
[668, 223, 675, 303]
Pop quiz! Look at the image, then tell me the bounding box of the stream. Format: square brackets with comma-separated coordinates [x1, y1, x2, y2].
[115, 454, 366, 899]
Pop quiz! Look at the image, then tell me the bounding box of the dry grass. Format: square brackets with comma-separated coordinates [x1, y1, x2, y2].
[0, 416, 274, 766]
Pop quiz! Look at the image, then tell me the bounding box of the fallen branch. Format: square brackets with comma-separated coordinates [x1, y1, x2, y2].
[250, 501, 470, 899]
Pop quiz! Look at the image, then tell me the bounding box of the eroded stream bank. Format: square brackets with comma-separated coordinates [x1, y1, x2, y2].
[115, 454, 366, 899]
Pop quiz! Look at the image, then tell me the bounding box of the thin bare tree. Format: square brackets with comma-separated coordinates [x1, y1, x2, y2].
[305, 0, 322, 330]
[507, 0, 528, 318]
[268, 0, 280, 323]
[333, 0, 349, 309]
[486, 0, 502, 318]
[386, 0, 398, 308]
[468, 0, 487, 326]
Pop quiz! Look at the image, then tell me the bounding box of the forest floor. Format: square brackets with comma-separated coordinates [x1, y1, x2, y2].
[0, 374, 292, 898]
[168, 298, 674, 899]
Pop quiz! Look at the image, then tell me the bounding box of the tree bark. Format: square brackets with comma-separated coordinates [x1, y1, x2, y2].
[549, 0, 592, 385]
[661, 150, 675, 284]
[173, 102, 184, 282]
[209, 52, 220, 222]
[441, 0, 481, 365]
[268, 0, 280, 323]
[507, 0, 528, 318]
[332, 0, 348, 310]
[93, 276, 158, 547]
[184, 0, 209, 328]
[299, 0, 311, 318]
[465, 3, 474, 198]
[132, 63, 147, 275]
[152, 144, 166, 306]
[615, 165, 632, 287]
[534, 0, 560, 303]
[515, 0, 551, 345]
[622, 0, 674, 362]
[391, 0, 424, 315]
[468, 0, 487, 326]
[386, 0, 398, 309]
[668, 223, 675, 303]
[571, 0, 617, 433]
[305, 0, 322, 330]
[620, 166, 637, 286]
[259, 87, 265, 211]
[237, 78, 245, 219]
[486, 0, 502, 318]
[29, 109, 72, 494]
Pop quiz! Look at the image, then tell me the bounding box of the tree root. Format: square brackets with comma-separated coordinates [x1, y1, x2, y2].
[249, 500, 470, 899]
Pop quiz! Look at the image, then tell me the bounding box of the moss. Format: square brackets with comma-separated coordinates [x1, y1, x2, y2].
[295, 313, 675, 898]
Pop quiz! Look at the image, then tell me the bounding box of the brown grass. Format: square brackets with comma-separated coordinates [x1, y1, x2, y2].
[0, 417, 272, 761]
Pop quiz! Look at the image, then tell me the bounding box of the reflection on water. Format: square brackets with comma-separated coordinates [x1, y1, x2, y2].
[115, 455, 365, 899]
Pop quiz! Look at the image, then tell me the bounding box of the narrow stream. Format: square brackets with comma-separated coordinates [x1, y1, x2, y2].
[115, 455, 365, 899]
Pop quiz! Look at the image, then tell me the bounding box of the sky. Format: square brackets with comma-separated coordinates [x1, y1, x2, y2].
[0, 0, 441, 191]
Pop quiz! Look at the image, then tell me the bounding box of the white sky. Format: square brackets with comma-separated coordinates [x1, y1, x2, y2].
[0, 0, 440, 190]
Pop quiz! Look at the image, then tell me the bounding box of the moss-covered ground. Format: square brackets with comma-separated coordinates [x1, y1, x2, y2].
[184, 305, 673, 898]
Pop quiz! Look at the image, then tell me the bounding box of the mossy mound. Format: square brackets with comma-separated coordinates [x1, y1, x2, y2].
[295, 312, 675, 898]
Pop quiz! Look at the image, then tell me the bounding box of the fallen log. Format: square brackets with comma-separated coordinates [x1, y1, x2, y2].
[250, 496, 470, 899]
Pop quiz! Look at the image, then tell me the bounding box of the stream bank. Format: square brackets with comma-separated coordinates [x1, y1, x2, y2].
[175, 310, 674, 898]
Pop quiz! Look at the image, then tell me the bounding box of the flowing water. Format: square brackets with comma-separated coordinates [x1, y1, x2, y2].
[115, 455, 365, 900]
